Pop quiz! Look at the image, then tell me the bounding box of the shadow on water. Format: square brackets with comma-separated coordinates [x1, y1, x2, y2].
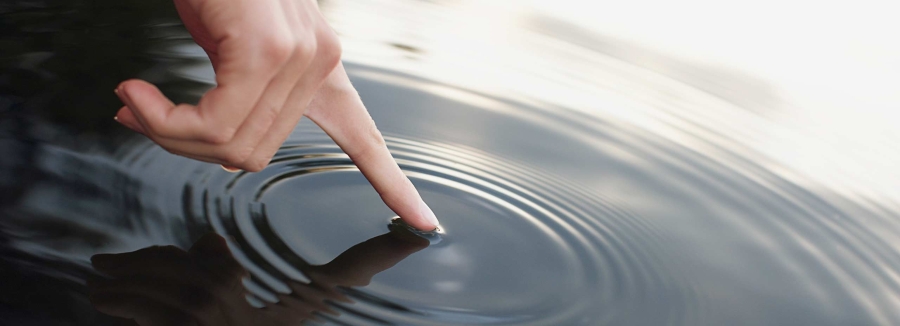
[88, 231, 428, 325]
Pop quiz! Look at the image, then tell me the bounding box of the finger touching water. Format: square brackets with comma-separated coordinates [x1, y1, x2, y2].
[306, 64, 441, 231]
[111, 0, 438, 231]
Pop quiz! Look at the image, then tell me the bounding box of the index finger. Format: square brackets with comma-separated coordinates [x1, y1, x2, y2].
[305, 67, 440, 231]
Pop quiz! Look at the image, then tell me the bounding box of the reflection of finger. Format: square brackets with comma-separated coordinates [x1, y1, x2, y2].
[305, 65, 439, 231]
[91, 245, 192, 279]
[307, 314, 327, 324]
[316, 232, 428, 287]
[90, 278, 216, 320]
[288, 281, 347, 311]
[266, 293, 317, 321]
[188, 233, 235, 263]
[90, 292, 194, 326]
[188, 233, 248, 290]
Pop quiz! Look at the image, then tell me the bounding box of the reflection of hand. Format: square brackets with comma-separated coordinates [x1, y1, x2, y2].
[113, 0, 438, 230]
[89, 231, 428, 325]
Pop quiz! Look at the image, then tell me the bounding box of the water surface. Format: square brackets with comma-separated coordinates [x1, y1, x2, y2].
[2, 1, 899, 325]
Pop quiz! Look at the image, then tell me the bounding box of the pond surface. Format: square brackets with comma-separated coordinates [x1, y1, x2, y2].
[2, 1, 899, 325]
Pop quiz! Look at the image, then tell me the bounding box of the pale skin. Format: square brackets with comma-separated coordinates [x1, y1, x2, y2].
[114, 0, 439, 231]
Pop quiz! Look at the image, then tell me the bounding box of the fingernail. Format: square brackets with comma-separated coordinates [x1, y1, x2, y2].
[419, 200, 441, 231]
[221, 165, 242, 172]
[113, 88, 144, 133]
[114, 87, 127, 105]
[113, 112, 144, 134]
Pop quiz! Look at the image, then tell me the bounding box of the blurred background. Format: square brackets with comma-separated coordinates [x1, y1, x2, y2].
[322, 0, 900, 203]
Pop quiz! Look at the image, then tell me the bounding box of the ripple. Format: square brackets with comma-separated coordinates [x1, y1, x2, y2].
[111, 63, 900, 325]
[389, 217, 444, 244]
[177, 128, 694, 325]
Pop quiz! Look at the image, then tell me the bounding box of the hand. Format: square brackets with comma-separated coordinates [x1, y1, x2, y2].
[88, 231, 429, 326]
[113, 0, 438, 230]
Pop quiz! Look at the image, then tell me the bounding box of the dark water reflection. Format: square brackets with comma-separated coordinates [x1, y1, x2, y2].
[88, 231, 428, 325]
[3, 0, 900, 325]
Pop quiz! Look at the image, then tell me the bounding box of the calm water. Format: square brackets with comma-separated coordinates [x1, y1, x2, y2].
[2, 1, 900, 325]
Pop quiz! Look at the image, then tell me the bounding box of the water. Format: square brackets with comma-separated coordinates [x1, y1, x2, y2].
[2, 1, 900, 325]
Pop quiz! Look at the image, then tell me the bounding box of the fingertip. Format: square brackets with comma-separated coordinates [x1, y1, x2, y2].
[114, 106, 146, 134]
[117, 79, 157, 93]
[115, 79, 154, 104]
[118, 79, 167, 106]
[405, 200, 441, 232]
[116, 79, 176, 127]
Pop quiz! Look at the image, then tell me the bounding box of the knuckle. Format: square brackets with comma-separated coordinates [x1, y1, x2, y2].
[363, 122, 387, 150]
[316, 28, 342, 66]
[140, 119, 164, 136]
[217, 146, 253, 166]
[242, 158, 269, 173]
[202, 127, 237, 145]
[260, 35, 295, 65]
[348, 122, 386, 161]
[296, 36, 318, 60]
[146, 103, 195, 137]
[258, 105, 280, 130]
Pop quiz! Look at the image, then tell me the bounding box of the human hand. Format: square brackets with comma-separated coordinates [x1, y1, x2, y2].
[113, 0, 438, 230]
[88, 231, 428, 326]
